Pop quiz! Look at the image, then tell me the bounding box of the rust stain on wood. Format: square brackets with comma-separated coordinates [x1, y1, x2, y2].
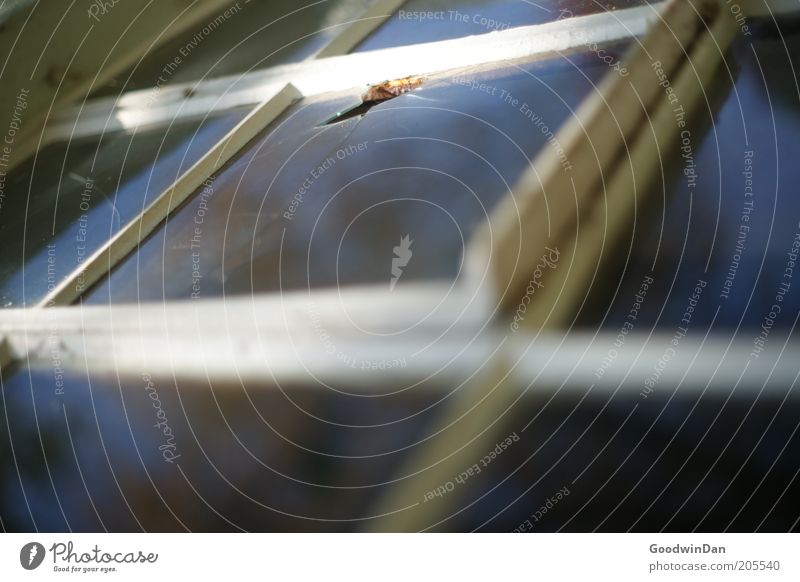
[362, 75, 425, 102]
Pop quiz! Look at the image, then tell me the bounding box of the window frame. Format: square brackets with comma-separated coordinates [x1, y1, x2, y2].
[5, 0, 786, 532]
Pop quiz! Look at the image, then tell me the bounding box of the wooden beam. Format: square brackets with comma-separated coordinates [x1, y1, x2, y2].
[2, 285, 794, 391]
[4, 283, 492, 386]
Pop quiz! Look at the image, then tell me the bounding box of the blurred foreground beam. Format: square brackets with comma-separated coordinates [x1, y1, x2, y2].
[468, 0, 739, 330]
[379, 0, 740, 531]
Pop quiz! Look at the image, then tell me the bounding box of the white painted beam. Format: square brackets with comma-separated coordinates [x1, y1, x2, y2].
[44, 3, 664, 141]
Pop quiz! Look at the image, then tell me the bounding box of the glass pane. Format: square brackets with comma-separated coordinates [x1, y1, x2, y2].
[354, 0, 652, 52]
[0, 364, 440, 532]
[0, 108, 250, 308]
[580, 28, 800, 331]
[4, 363, 798, 531]
[93, 0, 379, 98]
[86, 45, 633, 304]
[456, 385, 800, 532]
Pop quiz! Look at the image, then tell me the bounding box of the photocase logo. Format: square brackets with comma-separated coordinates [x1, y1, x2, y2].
[390, 235, 413, 290]
[20, 542, 45, 570]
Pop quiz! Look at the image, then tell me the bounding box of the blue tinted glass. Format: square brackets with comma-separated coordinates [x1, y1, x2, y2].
[0, 108, 249, 308]
[0, 364, 437, 531]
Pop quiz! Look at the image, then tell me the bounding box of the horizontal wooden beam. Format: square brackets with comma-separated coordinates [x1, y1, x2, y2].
[44, 3, 664, 141]
[466, 0, 736, 323]
[1, 282, 796, 392]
